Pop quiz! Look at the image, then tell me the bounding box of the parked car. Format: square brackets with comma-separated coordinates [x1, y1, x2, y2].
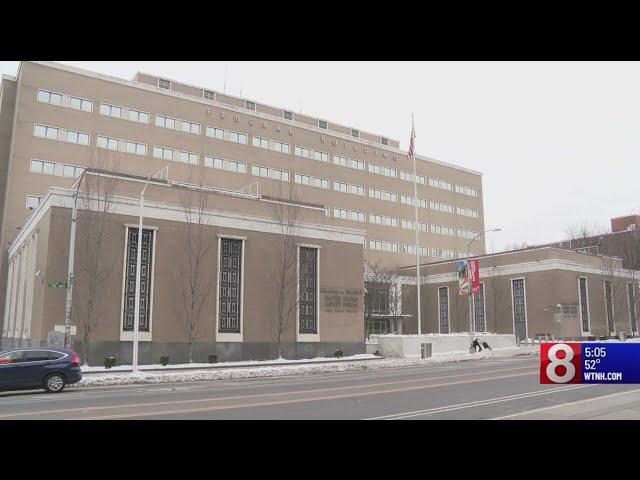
[0, 348, 82, 393]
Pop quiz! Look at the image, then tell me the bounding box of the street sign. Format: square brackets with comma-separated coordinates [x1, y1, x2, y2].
[54, 325, 76, 335]
[48, 281, 68, 288]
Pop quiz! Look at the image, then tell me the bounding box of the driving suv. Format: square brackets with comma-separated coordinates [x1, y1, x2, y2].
[0, 348, 82, 393]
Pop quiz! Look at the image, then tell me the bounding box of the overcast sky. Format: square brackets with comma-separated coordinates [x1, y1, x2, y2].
[1, 61, 637, 251]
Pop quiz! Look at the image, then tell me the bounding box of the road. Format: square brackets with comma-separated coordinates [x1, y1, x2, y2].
[1, 356, 638, 419]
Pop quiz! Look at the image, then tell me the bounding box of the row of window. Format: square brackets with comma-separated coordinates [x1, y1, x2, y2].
[367, 240, 456, 259]
[37, 89, 479, 198]
[29, 159, 84, 179]
[150, 81, 382, 145]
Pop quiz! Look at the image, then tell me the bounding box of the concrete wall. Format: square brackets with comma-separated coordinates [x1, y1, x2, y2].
[369, 333, 517, 357]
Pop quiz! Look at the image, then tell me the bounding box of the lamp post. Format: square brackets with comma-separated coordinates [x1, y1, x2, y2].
[467, 228, 501, 348]
[132, 166, 167, 374]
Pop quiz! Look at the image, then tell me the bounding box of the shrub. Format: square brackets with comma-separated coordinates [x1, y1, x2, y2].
[334, 349, 343, 358]
[104, 356, 116, 369]
[208, 354, 218, 364]
[160, 356, 170, 366]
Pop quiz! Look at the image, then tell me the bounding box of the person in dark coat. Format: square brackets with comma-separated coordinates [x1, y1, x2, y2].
[472, 339, 483, 352]
[482, 341, 492, 350]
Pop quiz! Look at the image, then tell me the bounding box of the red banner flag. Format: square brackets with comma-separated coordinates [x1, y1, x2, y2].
[470, 259, 480, 294]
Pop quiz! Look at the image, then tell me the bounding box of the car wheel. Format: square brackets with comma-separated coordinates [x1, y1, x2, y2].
[44, 373, 66, 393]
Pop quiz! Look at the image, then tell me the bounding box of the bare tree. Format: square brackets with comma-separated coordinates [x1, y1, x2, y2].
[600, 254, 630, 334]
[174, 170, 215, 363]
[266, 183, 300, 359]
[74, 148, 120, 365]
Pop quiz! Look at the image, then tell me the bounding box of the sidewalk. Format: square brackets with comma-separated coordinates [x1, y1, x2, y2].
[74, 346, 539, 388]
[497, 388, 640, 420]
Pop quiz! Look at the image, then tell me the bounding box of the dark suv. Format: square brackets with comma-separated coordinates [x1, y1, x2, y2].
[0, 348, 82, 393]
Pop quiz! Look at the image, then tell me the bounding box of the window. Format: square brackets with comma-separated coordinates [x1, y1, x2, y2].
[205, 156, 246, 174]
[0, 351, 25, 364]
[245, 101, 255, 111]
[34, 124, 59, 140]
[123, 228, 154, 332]
[429, 178, 453, 191]
[402, 219, 414, 230]
[369, 188, 397, 203]
[30, 159, 55, 175]
[283, 110, 293, 120]
[318, 120, 328, 129]
[333, 208, 365, 223]
[369, 164, 396, 178]
[431, 224, 455, 236]
[99, 103, 122, 118]
[628, 283, 637, 333]
[37, 90, 62, 105]
[473, 283, 486, 332]
[456, 206, 479, 218]
[439, 287, 450, 333]
[181, 120, 200, 135]
[334, 181, 364, 196]
[416, 174, 426, 185]
[458, 229, 479, 240]
[126, 141, 147, 156]
[218, 238, 243, 334]
[26, 196, 40, 209]
[369, 214, 397, 227]
[153, 146, 174, 161]
[295, 174, 328, 189]
[351, 129, 360, 138]
[158, 78, 171, 89]
[252, 136, 269, 149]
[66, 130, 89, 145]
[251, 165, 289, 182]
[512, 279, 527, 342]
[369, 240, 399, 253]
[380, 137, 389, 146]
[69, 96, 92, 112]
[128, 109, 149, 124]
[155, 115, 176, 130]
[456, 184, 478, 197]
[206, 126, 225, 140]
[579, 277, 590, 332]
[401, 195, 413, 206]
[178, 151, 199, 165]
[295, 146, 326, 162]
[400, 171, 412, 182]
[204, 90, 215, 100]
[431, 201, 453, 214]
[604, 280, 614, 333]
[97, 135, 119, 151]
[333, 155, 364, 171]
[229, 131, 248, 144]
[299, 247, 318, 334]
[62, 165, 84, 178]
[272, 141, 290, 154]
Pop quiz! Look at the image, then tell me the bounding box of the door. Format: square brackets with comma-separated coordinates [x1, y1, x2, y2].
[20, 350, 58, 387]
[512, 279, 527, 343]
[0, 351, 26, 389]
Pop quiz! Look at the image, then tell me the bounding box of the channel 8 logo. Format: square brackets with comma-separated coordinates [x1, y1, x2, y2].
[540, 343, 582, 384]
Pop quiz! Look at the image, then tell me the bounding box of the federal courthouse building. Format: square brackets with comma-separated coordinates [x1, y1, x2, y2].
[0, 61, 486, 363]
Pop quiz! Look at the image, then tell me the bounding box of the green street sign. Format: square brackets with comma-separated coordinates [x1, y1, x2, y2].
[48, 281, 68, 288]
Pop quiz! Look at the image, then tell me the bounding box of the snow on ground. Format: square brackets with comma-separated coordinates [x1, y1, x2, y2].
[81, 354, 378, 373]
[74, 346, 538, 388]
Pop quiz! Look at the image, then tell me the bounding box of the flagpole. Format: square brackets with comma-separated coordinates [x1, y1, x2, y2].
[411, 113, 422, 336]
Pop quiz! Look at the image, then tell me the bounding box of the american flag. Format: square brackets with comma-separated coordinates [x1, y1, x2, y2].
[407, 122, 415, 161]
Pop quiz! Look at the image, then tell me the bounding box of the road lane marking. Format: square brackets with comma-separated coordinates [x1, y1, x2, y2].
[0, 365, 538, 419]
[492, 388, 640, 419]
[72, 370, 538, 419]
[366, 384, 595, 419]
